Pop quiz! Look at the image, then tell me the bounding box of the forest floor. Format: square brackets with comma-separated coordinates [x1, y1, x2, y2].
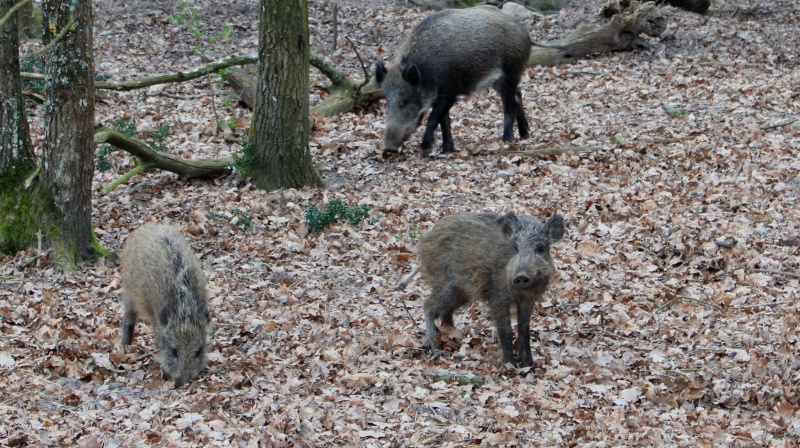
[2, 0, 800, 446]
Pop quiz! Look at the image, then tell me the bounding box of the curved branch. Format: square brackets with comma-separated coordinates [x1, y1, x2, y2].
[93, 126, 231, 195]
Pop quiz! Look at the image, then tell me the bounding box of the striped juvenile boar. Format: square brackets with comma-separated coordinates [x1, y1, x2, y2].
[407, 212, 564, 367]
[120, 223, 210, 388]
[374, 6, 532, 156]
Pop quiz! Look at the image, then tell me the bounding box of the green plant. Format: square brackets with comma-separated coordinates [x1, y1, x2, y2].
[170, 2, 233, 54]
[394, 223, 422, 244]
[229, 141, 254, 174]
[217, 115, 241, 134]
[233, 209, 253, 231]
[147, 124, 170, 152]
[407, 223, 422, 244]
[206, 208, 253, 231]
[304, 199, 372, 233]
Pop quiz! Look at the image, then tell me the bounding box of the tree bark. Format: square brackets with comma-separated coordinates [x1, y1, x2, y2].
[249, 0, 321, 190]
[0, 0, 34, 173]
[41, 0, 96, 262]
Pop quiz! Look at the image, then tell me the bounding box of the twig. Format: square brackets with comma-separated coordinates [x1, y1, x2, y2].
[760, 119, 797, 131]
[569, 70, 609, 76]
[36, 230, 43, 267]
[434, 372, 485, 387]
[331, 3, 338, 53]
[501, 146, 605, 157]
[751, 269, 800, 279]
[656, 295, 721, 313]
[735, 300, 792, 310]
[345, 36, 370, 86]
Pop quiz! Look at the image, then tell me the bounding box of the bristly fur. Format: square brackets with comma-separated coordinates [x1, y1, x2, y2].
[416, 212, 564, 367]
[120, 223, 211, 388]
[375, 5, 531, 155]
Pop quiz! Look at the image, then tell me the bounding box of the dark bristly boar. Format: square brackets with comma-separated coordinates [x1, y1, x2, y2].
[414, 212, 564, 367]
[374, 6, 531, 156]
[120, 223, 211, 388]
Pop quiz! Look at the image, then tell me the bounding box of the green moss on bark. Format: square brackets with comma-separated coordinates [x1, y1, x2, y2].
[0, 165, 43, 253]
[0, 165, 80, 269]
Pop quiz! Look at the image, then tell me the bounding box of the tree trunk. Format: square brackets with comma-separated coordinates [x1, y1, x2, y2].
[0, 0, 34, 173]
[249, 0, 321, 190]
[40, 0, 96, 262]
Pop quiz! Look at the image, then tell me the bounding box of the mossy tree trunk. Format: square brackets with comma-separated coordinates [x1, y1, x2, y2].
[248, 0, 321, 190]
[0, 0, 34, 173]
[40, 0, 97, 262]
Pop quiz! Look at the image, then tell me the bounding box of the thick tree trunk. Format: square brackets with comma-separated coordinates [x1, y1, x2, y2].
[0, 0, 34, 172]
[249, 0, 321, 190]
[41, 0, 96, 262]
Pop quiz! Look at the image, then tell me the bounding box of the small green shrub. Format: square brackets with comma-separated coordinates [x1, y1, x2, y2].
[304, 199, 372, 233]
[230, 141, 254, 174]
[206, 208, 253, 231]
[148, 124, 170, 152]
[170, 2, 233, 54]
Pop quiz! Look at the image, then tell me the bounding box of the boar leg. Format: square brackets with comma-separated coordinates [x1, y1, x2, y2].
[497, 77, 522, 142]
[421, 97, 456, 155]
[516, 299, 536, 367]
[515, 89, 530, 139]
[423, 282, 460, 352]
[121, 299, 137, 345]
[440, 111, 455, 154]
[489, 294, 517, 367]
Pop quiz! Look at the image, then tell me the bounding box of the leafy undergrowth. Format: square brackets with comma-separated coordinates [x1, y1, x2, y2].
[2, 0, 799, 446]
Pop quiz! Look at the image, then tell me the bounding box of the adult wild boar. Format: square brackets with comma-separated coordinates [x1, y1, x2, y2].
[375, 6, 532, 156]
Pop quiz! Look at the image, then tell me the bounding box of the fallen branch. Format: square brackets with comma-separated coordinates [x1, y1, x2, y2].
[751, 269, 800, 280]
[22, 53, 259, 92]
[655, 295, 722, 313]
[434, 373, 486, 387]
[529, 1, 667, 66]
[93, 125, 231, 195]
[760, 119, 797, 131]
[501, 146, 605, 157]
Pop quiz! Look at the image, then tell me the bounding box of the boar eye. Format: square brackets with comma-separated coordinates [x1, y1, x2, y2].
[169, 346, 179, 359]
[511, 242, 519, 253]
[195, 346, 204, 358]
[535, 243, 547, 255]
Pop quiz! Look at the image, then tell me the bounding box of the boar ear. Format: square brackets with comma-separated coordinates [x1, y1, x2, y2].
[402, 64, 421, 87]
[375, 62, 387, 85]
[496, 212, 520, 237]
[545, 214, 565, 242]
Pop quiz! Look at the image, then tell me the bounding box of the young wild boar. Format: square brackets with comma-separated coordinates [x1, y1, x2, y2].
[374, 5, 531, 156]
[411, 212, 564, 367]
[120, 223, 210, 388]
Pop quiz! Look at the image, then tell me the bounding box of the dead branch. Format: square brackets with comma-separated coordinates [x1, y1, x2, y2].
[529, 1, 667, 66]
[218, 55, 383, 116]
[434, 373, 486, 387]
[93, 125, 231, 195]
[501, 146, 605, 157]
[751, 269, 800, 280]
